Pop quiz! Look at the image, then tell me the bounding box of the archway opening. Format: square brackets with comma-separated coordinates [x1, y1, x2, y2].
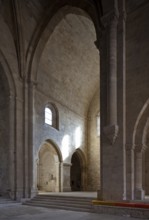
[0, 64, 10, 197]
[70, 150, 85, 191]
[37, 142, 60, 192]
[145, 148, 149, 197]
[132, 103, 149, 200]
[35, 5, 100, 194]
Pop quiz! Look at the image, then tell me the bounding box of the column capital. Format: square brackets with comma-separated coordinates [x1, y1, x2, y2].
[95, 27, 106, 51]
[119, 10, 127, 22]
[27, 80, 38, 90]
[101, 9, 119, 28]
[133, 144, 147, 152]
[125, 143, 133, 151]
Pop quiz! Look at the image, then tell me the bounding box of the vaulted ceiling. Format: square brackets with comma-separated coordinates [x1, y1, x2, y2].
[37, 8, 99, 116]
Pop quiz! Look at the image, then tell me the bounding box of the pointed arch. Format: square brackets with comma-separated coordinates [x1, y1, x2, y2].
[26, 0, 101, 82]
[131, 99, 149, 200]
[37, 140, 63, 192]
[70, 148, 87, 191]
[45, 139, 63, 162]
[132, 98, 149, 151]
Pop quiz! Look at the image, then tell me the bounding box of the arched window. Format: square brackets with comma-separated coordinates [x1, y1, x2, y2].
[45, 107, 52, 125]
[44, 103, 59, 129]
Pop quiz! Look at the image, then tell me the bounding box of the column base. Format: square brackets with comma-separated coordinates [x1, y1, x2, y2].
[134, 189, 145, 200]
[15, 188, 24, 201]
[63, 187, 71, 192]
[97, 189, 103, 200]
[63, 163, 71, 192]
[30, 187, 38, 198]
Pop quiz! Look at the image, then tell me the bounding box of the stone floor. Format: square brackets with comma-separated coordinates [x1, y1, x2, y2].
[0, 203, 148, 220]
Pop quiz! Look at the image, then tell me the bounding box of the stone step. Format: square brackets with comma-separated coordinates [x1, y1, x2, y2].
[24, 202, 92, 212]
[32, 197, 91, 204]
[36, 195, 94, 201]
[25, 200, 92, 208]
[23, 194, 93, 212]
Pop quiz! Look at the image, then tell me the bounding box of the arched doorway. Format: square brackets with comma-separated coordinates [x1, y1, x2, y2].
[0, 64, 10, 197]
[70, 149, 86, 191]
[132, 100, 149, 200]
[37, 141, 62, 192]
[30, 4, 100, 195]
[145, 147, 149, 196]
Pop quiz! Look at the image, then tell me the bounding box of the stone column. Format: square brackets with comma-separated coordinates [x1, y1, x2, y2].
[22, 79, 30, 198]
[28, 80, 38, 198]
[15, 79, 24, 200]
[134, 150, 145, 200]
[125, 145, 133, 200]
[63, 163, 71, 192]
[59, 162, 63, 192]
[117, 0, 127, 200]
[99, 0, 128, 201]
[145, 148, 149, 195]
[9, 93, 16, 199]
[102, 7, 119, 144]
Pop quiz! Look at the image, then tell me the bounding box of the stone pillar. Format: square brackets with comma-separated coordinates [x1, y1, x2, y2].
[28, 80, 38, 198]
[59, 162, 63, 192]
[100, 0, 127, 201]
[63, 163, 71, 192]
[102, 7, 119, 144]
[117, 0, 127, 200]
[15, 79, 24, 200]
[125, 145, 133, 200]
[23, 79, 30, 198]
[145, 148, 149, 195]
[9, 93, 16, 199]
[134, 151, 145, 200]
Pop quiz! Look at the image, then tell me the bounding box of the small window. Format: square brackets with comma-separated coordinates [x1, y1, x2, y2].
[44, 103, 59, 129]
[45, 107, 52, 125]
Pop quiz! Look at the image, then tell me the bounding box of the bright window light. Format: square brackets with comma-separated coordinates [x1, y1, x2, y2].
[74, 126, 82, 149]
[45, 107, 52, 125]
[61, 135, 70, 160]
[97, 114, 100, 136]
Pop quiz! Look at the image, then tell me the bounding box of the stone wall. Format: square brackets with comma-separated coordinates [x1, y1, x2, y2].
[126, 3, 149, 143]
[33, 89, 87, 191]
[126, 2, 149, 197]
